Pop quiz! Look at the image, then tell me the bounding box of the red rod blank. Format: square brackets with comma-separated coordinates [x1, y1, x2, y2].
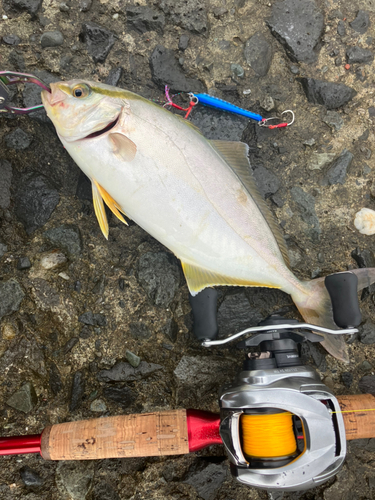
[0, 434, 41, 456]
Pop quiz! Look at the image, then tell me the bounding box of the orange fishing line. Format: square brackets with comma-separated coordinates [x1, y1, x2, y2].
[241, 412, 297, 459]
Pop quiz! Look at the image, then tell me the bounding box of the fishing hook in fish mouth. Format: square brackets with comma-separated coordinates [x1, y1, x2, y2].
[83, 115, 120, 139]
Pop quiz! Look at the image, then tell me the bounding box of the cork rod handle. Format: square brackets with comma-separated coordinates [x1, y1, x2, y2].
[40, 410, 189, 460]
[338, 394, 375, 440]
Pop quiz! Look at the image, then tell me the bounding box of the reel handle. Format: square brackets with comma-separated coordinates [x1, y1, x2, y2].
[325, 272, 361, 328]
[189, 288, 218, 340]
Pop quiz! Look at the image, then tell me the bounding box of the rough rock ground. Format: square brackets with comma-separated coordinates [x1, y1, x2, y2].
[0, 0, 375, 499]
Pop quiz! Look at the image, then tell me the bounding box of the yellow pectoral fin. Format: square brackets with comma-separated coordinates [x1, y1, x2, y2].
[181, 261, 281, 295]
[92, 181, 109, 240]
[94, 180, 129, 225]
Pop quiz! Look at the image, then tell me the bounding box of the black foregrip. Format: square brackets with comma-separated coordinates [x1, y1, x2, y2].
[189, 288, 218, 340]
[325, 272, 361, 328]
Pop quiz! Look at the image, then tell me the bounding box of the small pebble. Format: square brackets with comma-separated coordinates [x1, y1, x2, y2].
[90, 399, 107, 412]
[113, 13, 119, 19]
[303, 138, 316, 146]
[345, 64, 350, 70]
[126, 350, 141, 368]
[40, 252, 67, 270]
[17, 257, 31, 270]
[59, 2, 69, 12]
[58, 272, 70, 280]
[354, 208, 375, 235]
[231, 63, 244, 78]
[243, 89, 251, 95]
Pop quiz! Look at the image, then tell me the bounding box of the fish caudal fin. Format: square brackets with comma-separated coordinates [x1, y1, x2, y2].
[292, 268, 375, 363]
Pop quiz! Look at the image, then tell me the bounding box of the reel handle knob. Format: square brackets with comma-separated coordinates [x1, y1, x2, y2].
[325, 272, 361, 328]
[189, 288, 218, 340]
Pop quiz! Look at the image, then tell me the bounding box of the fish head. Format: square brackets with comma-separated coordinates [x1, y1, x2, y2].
[41, 80, 125, 142]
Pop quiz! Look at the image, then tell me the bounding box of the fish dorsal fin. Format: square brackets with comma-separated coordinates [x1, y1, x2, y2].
[94, 180, 129, 224]
[209, 140, 290, 269]
[109, 132, 137, 162]
[92, 180, 109, 240]
[181, 261, 280, 295]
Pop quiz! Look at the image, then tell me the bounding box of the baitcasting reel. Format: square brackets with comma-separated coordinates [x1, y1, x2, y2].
[190, 272, 362, 491]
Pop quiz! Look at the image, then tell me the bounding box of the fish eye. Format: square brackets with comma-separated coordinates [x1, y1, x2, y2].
[72, 84, 91, 99]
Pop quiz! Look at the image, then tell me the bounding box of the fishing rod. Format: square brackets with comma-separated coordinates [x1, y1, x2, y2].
[1, 271, 374, 492]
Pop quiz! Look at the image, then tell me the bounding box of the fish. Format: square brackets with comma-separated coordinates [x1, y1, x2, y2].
[41, 80, 375, 362]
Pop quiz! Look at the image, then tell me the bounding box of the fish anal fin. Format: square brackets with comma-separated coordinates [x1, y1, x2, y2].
[92, 181, 109, 240]
[109, 132, 137, 162]
[209, 140, 291, 269]
[94, 180, 129, 225]
[181, 261, 280, 295]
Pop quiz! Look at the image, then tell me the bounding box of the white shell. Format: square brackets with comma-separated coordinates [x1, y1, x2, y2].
[354, 208, 375, 235]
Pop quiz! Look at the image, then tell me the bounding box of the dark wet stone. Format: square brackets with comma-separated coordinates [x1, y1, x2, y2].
[79, 326, 91, 339]
[179, 34, 190, 51]
[184, 461, 227, 500]
[76, 171, 91, 201]
[79, 0, 92, 11]
[322, 110, 343, 131]
[341, 372, 353, 388]
[369, 107, 375, 117]
[8, 49, 25, 71]
[0, 279, 24, 320]
[159, 0, 207, 34]
[359, 129, 370, 141]
[326, 149, 353, 185]
[78, 311, 107, 327]
[218, 293, 263, 338]
[126, 5, 165, 34]
[359, 375, 375, 394]
[174, 355, 235, 405]
[0, 160, 12, 209]
[80, 22, 115, 64]
[350, 10, 370, 34]
[267, 0, 324, 63]
[129, 321, 152, 340]
[97, 361, 162, 382]
[105, 67, 123, 87]
[298, 78, 356, 109]
[335, 56, 342, 66]
[41, 30, 64, 48]
[337, 20, 346, 36]
[69, 371, 85, 411]
[92, 482, 120, 500]
[304, 342, 327, 371]
[2, 0, 42, 18]
[49, 362, 63, 395]
[20, 465, 44, 488]
[359, 321, 375, 344]
[44, 225, 82, 257]
[150, 45, 204, 92]
[244, 32, 272, 77]
[14, 172, 59, 234]
[346, 46, 374, 65]
[2, 34, 21, 45]
[5, 128, 31, 150]
[6, 382, 37, 413]
[351, 247, 375, 269]
[252, 165, 280, 198]
[161, 318, 178, 342]
[138, 252, 180, 307]
[17, 257, 31, 270]
[56, 462, 94, 500]
[191, 106, 248, 141]
[102, 386, 135, 408]
[63, 337, 79, 354]
[290, 186, 321, 241]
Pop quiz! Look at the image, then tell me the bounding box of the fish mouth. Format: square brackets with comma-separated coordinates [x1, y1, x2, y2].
[83, 115, 119, 139]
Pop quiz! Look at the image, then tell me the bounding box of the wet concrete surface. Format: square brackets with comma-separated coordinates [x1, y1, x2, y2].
[1, 0, 375, 498]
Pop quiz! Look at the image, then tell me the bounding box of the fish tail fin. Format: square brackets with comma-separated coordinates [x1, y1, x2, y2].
[291, 268, 375, 363]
